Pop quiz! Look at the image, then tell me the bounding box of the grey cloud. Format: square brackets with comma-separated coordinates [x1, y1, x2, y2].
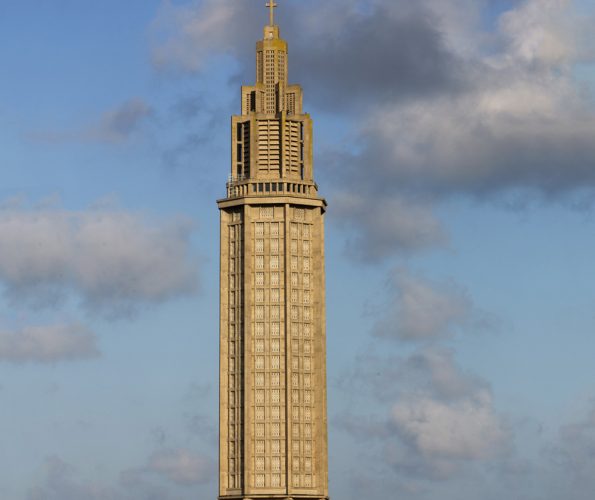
[30, 99, 152, 145]
[0, 323, 99, 364]
[291, 2, 467, 111]
[152, 0, 595, 209]
[332, 193, 447, 260]
[0, 204, 199, 318]
[152, 0, 467, 109]
[544, 406, 595, 498]
[187, 414, 217, 445]
[390, 391, 511, 476]
[92, 99, 152, 143]
[336, 0, 595, 201]
[347, 82, 595, 200]
[336, 346, 487, 404]
[315, 0, 595, 258]
[372, 269, 475, 341]
[476, 403, 595, 500]
[29, 453, 214, 500]
[160, 91, 227, 170]
[400, 348, 488, 401]
[28, 457, 116, 500]
[337, 348, 512, 481]
[145, 448, 215, 485]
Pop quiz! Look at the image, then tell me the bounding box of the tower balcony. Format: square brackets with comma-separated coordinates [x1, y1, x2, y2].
[225, 175, 319, 200]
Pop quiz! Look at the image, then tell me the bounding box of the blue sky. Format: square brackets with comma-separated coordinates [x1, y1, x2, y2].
[2, 1, 595, 499]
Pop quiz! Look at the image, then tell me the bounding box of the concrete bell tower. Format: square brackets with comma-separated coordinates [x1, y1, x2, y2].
[217, 2, 329, 499]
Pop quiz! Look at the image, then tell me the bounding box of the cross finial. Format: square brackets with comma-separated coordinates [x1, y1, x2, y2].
[266, 1, 278, 26]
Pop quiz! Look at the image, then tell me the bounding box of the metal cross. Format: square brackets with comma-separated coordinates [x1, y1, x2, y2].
[266, 1, 278, 26]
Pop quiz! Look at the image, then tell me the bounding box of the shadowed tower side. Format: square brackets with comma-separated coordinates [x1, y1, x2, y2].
[217, 3, 329, 500]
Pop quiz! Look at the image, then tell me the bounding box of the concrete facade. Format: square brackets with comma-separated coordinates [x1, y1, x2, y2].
[217, 6, 329, 500]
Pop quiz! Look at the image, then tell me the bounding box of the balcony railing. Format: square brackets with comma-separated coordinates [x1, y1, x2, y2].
[225, 176, 318, 199]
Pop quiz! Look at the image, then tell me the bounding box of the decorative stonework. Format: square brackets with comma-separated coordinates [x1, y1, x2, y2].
[217, 6, 328, 500]
[227, 211, 244, 491]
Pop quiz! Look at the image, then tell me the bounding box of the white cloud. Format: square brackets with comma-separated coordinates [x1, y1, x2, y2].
[391, 391, 510, 461]
[0, 204, 198, 317]
[0, 324, 99, 364]
[387, 350, 512, 480]
[151, 0, 259, 73]
[499, 0, 578, 65]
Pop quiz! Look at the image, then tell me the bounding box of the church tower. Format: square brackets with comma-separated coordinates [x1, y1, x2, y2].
[217, 3, 329, 499]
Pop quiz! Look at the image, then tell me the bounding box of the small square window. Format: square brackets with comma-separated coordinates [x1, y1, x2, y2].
[271, 339, 280, 353]
[272, 440, 281, 454]
[304, 357, 312, 371]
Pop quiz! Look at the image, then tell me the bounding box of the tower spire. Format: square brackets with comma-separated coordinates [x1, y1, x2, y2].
[266, 0, 277, 26]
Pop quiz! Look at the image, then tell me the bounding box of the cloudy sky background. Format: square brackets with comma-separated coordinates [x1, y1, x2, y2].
[2, 0, 595, 498]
